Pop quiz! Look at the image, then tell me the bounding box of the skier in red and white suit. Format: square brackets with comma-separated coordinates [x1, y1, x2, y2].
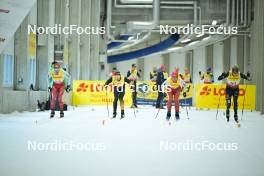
[48, 63, 70, 118]
[163, 71, 187, 121]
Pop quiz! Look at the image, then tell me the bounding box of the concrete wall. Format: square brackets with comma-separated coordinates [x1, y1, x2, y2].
[169, 52, 186, 74]
[0, 37, 14, 90]
[0, 91, 47, 113]
[116, 60, 135, 77]
[143, 55, 163, 80]
[213, 42, 224, 84]
[193, 47, 206, 84]
[250, 0, 264, 114]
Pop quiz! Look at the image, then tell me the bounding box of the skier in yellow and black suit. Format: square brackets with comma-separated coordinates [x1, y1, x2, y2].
[183, 67, 192, 83]
[150, 66, 158, 82]
[127, 64, 141, 108]
[105, 71, 131, 119]
[199, 67, 214, 84]
[218, 65, 250, 123]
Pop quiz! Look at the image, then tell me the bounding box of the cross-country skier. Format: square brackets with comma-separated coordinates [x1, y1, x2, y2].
[127, 64, 141, 108]
[199, 67, 214, 84]
[150, 66, 158, 82]
[105, 71, 131, 119]
[183, 67, 192, 83]
[48, 62, 71, 118]
[163, 71, 187, 121]
[108, 67, 117, 78]
[156, 65, 168, 109]
[217, 65, 251, 123]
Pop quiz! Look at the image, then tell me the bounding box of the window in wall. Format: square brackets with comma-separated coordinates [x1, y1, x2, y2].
[29, 58, 36, 88]
[3, 54, 14, 87]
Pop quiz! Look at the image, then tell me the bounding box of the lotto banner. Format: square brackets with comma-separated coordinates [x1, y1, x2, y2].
[72, 80, 193, 106]
[136, 82, 193, 106]
[72, 80, 132, 106]
[195, 84, 256, 110]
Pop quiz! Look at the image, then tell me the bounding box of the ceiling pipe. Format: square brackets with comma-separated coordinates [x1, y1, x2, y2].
[107, 33, 180, 63]
[107, 32, 152, 54]
[193, 1, 198, 26]
[115, 0, 194, 9]
[126, 0, 160, 31]
[231, 0, 235, 26]
[119, 0, 194, 5]
[247, 0, 251, 26]
[244, 0, 247, 27]
[236, 0, 239, 25]
[225, 0, 230, 26]
[107, 0, 115, 42]
[240, 0, 244, 25]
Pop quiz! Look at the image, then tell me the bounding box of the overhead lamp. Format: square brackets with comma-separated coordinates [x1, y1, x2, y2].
[212, 20, 217, 26]
[181, 38, 191, 43]
[196, 33, 204, 38]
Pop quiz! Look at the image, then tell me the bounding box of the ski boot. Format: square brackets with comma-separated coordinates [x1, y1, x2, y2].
[234, 113, 239, 123]
[234, 113, 241, 127]
[226, 110, 230, 122]
[50, 109, 55, 118]
[112, 112, 117, 119]
[166, 111, 171, 121]
[121, 110, 125, 119]
[60, 110, 64, 118]
[175, 112, 180, 121]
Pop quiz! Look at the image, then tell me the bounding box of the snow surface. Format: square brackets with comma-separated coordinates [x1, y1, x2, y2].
[0, 106, 264, 176]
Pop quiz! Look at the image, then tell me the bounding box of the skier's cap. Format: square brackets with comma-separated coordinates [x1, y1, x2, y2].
[160, 65, 166, 70]
[115, 71, 121, 75]
[54, 63, 60, 68]
[232, 65, 239, 73]
[171, 71, 178, 77]
[207, 67, 211, 72]
[132, 64, 136, 67]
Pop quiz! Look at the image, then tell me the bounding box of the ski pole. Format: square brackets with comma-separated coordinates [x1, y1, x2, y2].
[241, 84, 248, 121]
[155, 92, 164, 119]
[132, 105, 137, 118]
[184, 85, 191, 120]
[185, 97, 189, 120]
[105, 90, 110, 119]
[155, 107, 161, 119]
[216, 84, 224, 120]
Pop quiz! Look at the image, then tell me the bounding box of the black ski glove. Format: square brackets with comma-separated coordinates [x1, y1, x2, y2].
[246, 71, 251, 78]
[199, 71, 201, 75]
[48, 87, 52, 92]
[218, 73, 224, 80]
[183, 92, 187, 98]
[66, 85, 71, 92]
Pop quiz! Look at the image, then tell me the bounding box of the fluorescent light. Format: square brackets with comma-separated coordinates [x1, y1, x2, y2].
[181, 38, 191, 43]
[212, 20, 217, 25]
[202, 36, 211, 41]
[188, 41, 199, 46]
[196, 33, 204, 38]
[168, 47, 182, 51]
[128, 36, 134, 40]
